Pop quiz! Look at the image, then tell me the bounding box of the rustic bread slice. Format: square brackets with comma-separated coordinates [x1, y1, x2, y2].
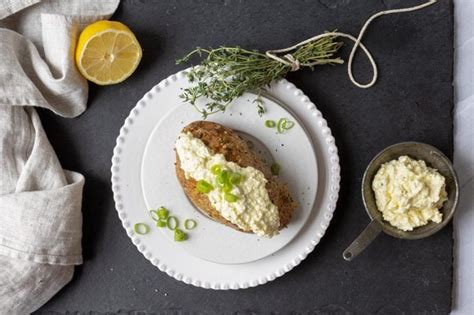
[175, 121, 296, 233]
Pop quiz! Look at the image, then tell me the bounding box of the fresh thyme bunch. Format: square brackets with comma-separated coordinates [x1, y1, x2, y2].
[176, 35, 343, 118]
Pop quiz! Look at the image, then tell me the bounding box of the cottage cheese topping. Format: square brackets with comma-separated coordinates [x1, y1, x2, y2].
[372, 155, 447, 231]
[175, 132, 280, 237]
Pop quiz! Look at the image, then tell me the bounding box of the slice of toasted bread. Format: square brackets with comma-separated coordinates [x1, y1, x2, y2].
[175, 121, 296, 233]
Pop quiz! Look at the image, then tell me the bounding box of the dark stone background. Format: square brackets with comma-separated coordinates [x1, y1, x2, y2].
[36, 0, 453, 313]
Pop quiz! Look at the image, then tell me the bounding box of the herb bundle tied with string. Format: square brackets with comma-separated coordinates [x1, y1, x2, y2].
[176, 35, 343, 118]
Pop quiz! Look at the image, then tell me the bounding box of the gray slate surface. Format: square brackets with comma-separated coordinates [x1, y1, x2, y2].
[36, 0, 454, 313]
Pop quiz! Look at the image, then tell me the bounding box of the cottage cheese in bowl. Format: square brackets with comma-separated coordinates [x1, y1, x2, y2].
[372, 155, 447, 231]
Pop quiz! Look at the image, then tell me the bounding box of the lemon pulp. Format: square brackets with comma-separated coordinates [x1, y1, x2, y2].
[75, 20, 142, 85]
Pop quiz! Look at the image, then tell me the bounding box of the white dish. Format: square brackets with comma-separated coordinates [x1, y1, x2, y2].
[111, 70, 340, 289]
[141, 93, 317, 264]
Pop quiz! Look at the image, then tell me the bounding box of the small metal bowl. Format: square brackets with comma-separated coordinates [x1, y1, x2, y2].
[343, 142, 459, 261]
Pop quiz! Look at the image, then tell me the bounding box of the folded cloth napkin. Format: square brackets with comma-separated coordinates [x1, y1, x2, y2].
[0, 0, 119, 313]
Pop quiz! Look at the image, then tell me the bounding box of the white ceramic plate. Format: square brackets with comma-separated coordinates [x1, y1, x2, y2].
[111, 70, 340, 289]
[141, 93, 317, 264]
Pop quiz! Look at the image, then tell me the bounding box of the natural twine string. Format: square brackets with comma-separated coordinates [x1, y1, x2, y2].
[266, 0, 437, 88]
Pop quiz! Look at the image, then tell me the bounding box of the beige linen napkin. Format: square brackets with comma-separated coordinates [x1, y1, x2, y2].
[0, 0, 119, 313]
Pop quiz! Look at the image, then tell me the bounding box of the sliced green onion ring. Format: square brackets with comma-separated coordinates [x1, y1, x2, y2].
[184, 219, 197, 230]
[133, 223, 150, 235]
[210, 164, 222, 175]
[166, 216, 179, 230]
[157, 207, 169, 220]
[283, 119, 295, 130]
[217, 170, 230, 184]
[156, 220, 166, 228]
[174, 228, 187, 242]
[224, 193, 239, 202]
[277, 118, 286, 133]
[222, 182, 233, 193]
[149, 210, 159, 221]
[230, 172, 242, 185]
[265, 120, 276, 128]
[196, 180, 214, 193]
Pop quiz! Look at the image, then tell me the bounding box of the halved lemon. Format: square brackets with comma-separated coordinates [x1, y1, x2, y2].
[75, 20, 142, 85]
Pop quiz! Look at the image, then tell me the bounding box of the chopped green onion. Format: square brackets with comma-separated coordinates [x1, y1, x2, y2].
[196, 180, 214, 193]
[271, 162, 281, 176]
[133, 223, 150, 235]
[230, 172, 242, 185]
[184, 219, 197, 230]
[222, 182, 233, 193]
[156, 220, 167, 228]
[283, 120, 295, 130]
[210, 164, 222, 175]
[217, 170, 230, 184]
[265, 120, 276, 128]
[277, 118, 286, 133]
[157, 207, 169, 220]
[149, 210, 159, 221]
[167, 216, 179, 230]
[224, 193, 239, 202]
[174, 228, 187, 242]
[276, 118, 295, 133]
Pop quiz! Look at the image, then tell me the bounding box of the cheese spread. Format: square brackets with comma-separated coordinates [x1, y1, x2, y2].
[175, 132, 280, 237]
[372, 155, 447, 231]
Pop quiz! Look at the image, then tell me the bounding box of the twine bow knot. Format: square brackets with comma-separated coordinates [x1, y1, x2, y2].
[284, 54, 300, 72]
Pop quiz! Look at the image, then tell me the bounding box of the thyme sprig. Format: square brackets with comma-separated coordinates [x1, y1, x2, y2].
[176, 35, 343, 118]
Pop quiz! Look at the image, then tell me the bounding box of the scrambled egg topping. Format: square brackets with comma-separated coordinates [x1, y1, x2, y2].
[175, 132, 280, 237]
[372, 155, 447, 231]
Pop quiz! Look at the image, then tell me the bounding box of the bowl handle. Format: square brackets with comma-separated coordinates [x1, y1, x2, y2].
[343, 220, 383, 261]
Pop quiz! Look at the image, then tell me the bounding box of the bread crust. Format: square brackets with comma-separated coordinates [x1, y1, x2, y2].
[175, 121, 296, 233]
